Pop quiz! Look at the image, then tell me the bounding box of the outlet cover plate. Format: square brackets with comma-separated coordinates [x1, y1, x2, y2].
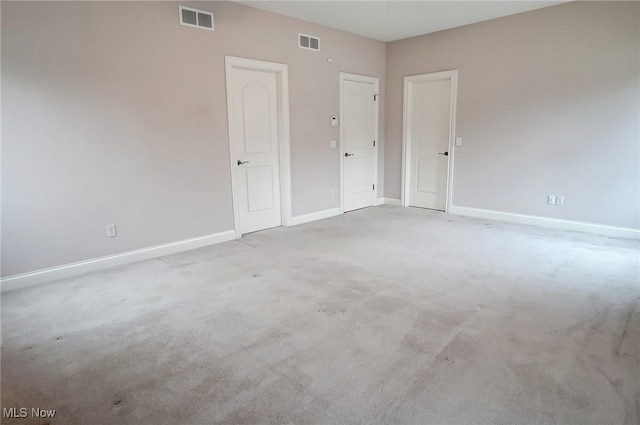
[107, 224, 117, 238]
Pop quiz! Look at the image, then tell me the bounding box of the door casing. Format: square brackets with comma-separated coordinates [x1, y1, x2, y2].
[339, 72, 380, 213]
[401, 70, 458, 211]
[225, 56, 292, 237]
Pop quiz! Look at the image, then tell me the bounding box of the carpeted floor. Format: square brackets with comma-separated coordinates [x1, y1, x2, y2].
[2, 205, 639, 425]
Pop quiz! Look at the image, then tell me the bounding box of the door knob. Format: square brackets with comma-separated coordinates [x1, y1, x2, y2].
[344, 152, 354, 157]
[237, 160, 249, 165]
[438, 152, 449, 156]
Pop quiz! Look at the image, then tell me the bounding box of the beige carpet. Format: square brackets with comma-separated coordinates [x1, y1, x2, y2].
[2, 205, 639, 424]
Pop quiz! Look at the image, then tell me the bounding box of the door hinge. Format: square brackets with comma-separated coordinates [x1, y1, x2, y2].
[373, 140, 376, 147]
[373, 184, 375, 190]
[374, 94, 379, 101]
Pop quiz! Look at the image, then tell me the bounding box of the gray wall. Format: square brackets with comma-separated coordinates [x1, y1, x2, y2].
[385, 1, 639, 229]
[3, 1, 638, 278]
[1, 1, 386, 277]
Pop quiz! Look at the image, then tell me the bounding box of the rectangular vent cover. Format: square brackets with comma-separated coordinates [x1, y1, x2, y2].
[180, 6, 214, 31]
[299, 33, 320, 51]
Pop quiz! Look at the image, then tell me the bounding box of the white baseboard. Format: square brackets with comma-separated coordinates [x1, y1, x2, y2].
[382, 198, 402, 206]
[449, 205, 640, 239]
[0, 230, 237, 293]
[375, 197, 384, 206]
[290, 207, 342, 226]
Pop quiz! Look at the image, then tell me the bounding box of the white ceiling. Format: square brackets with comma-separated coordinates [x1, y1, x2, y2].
[236, 1, 569, 42]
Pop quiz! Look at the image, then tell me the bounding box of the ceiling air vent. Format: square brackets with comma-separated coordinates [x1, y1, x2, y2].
[179, 6, 214, 31]
[298, 33, 320, 51]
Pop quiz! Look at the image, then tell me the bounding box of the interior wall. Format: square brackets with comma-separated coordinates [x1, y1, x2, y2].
[385, 1, 639, 229]
[1, 1, 386, 277]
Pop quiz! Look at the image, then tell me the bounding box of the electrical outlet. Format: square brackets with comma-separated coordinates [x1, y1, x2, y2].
[106, 224, 117, 238]
[547, 195, 556, 205]
[556, 195, 564, 206]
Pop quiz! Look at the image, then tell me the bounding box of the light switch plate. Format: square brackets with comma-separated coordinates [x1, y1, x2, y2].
[330, 140, 337, 149]
[455, 137, 463, 146]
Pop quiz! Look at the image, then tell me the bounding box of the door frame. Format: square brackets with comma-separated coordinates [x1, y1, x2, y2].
[225, 56, 292, 237]
[339, 72, 379, 213]
[401, 70, 458, 212]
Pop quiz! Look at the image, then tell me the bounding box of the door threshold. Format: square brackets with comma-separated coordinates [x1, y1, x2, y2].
[408, 206, 445, 213]
[344, 205, 374, 213]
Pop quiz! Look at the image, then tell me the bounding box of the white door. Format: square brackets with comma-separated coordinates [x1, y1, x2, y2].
[341, 74, 378, 212]
[404, 72, 456, 211]
[229, 67, 281, 234]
